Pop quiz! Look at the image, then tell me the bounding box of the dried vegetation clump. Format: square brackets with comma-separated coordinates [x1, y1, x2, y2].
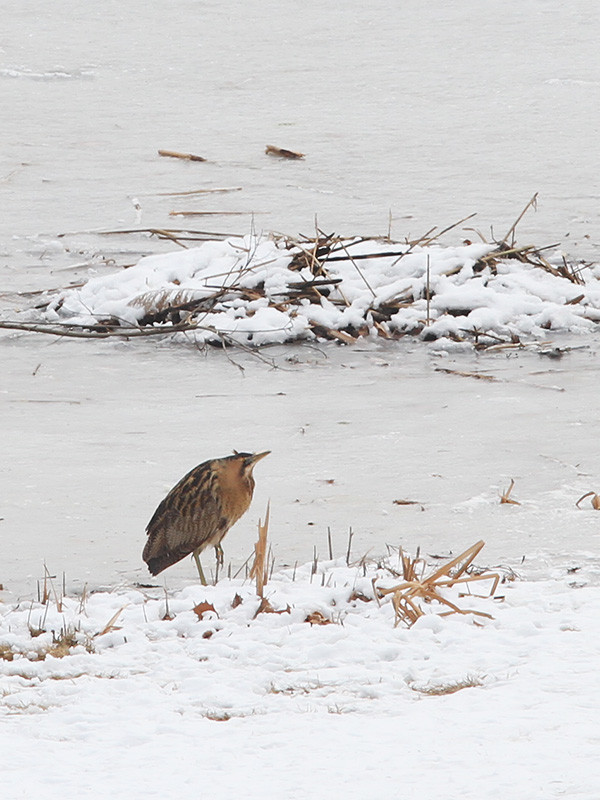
[1, 195, 596, 352]
[375, 541, 507, 628]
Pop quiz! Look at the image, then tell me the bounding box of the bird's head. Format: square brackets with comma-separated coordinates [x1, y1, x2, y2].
[231, 450, 270, 479]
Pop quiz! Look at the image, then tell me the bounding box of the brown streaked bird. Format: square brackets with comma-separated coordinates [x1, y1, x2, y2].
[143, 451, 270, 585]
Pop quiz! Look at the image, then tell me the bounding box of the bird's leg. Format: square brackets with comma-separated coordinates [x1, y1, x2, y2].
[192, 548, 207, 586]
[215, 543, 224, 567]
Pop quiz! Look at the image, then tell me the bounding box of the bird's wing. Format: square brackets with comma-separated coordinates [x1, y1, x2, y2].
[143, 463, 225, 575]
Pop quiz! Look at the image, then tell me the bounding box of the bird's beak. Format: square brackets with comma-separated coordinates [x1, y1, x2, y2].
[246, 450, 270, 465]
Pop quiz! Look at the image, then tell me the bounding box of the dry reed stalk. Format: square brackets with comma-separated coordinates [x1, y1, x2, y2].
[345, 528, 354, 566]
[376, 541, 499, 628]
[62, 226, 240, 240]
[425, 253, 431, 325]
[435, 368, 497, 381]
[418, 212, 478, 247]
[44, 565, 63, 612]
[307, 325, 357, 344]
[96, 606, 126, 636]
[158, 149, 207, 162]
[503, 192, 538, 246]
[249, 502, 270, 597]
[500, 478, 520, 505]
[336, 240, 377, 299]
[168, 211, 254, 217]
[576, 491, 600, 510]
[392, 499, 425, 511]
[156, 187, 242, 196]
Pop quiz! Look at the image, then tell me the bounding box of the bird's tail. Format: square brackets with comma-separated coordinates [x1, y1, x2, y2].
[143, 543, 188, 576]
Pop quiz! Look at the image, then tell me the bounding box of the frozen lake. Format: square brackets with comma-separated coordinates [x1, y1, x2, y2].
[1, 0, 599, 595]
[2, 6, 600, 799]
[2, 0, 599, 274]
[3, 335, 600, 599]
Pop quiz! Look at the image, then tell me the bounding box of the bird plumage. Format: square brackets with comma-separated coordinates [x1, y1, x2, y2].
[143, 451, 269, 578]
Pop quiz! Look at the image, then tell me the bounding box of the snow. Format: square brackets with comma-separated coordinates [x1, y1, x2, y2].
[2, 555, 600, 799]
[43, 236, 600, 348]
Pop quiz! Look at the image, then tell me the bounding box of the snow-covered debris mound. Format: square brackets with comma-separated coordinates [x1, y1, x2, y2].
[44, 234, 600, 347]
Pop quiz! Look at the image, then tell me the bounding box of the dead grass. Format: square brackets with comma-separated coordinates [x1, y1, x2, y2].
[28, 626, 94, 661]
[0, 643, 15, 661]
[376, 541, 500, 628]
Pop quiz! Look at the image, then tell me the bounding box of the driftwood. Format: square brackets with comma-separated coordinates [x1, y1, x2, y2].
[265, 145, 304, 159]
[158, 149, 207, 162]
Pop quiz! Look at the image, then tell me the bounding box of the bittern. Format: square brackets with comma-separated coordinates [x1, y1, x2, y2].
[143, 451, 270, 585]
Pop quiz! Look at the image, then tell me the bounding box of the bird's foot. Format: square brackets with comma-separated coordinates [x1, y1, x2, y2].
[215, 543, 224, 567]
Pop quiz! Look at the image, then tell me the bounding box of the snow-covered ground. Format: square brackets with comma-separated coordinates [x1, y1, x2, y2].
[2, 555, 600, 799]
[2, 0, 600, 796]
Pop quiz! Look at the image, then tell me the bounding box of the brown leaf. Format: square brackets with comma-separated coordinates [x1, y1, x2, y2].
[193, 601, 217, 620]
[202, 630, 214, 639]
[231, 593, 243, 608]
[348, 590, 372, 603]
[253, 597, 291, 618]
[305, 610, 331, 626]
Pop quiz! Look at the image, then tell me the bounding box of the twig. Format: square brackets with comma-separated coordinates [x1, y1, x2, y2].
[503, 192, 538, 246]
[168, 211, 257, 217]
[336, 240, 377, 298]
[155, 187, 242, 196]
[425, 253, 431, 325]
[419, 212, 478, 246]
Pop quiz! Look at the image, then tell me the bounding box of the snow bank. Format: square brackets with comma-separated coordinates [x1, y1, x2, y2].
[44, 235, 600, 347]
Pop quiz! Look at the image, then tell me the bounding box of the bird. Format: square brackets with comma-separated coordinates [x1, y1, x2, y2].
[143, 451, 270, 585]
